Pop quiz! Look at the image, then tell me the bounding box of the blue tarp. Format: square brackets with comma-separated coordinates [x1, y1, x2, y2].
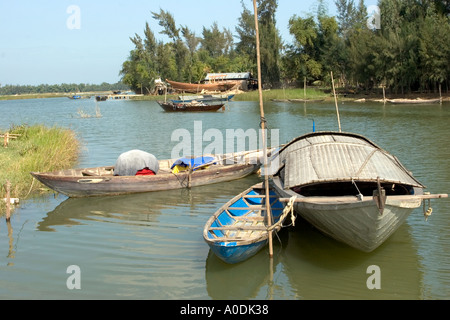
[170, 156, 216, 171]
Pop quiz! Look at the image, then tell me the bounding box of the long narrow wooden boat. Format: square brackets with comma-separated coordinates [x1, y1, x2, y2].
[270, 131, 447, 252]
[166, 79, 236, 93]
[157, 100, 225, 112]
[386, 98, 441, 104]
[288, 99, 324, 103]
[203, 182, 287, 264]
[30, 149, 271, 198]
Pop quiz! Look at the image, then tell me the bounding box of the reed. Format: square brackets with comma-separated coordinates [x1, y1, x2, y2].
[0, 124, 79, 215]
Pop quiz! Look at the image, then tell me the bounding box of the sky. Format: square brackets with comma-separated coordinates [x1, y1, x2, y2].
[0, 0, 377, 86]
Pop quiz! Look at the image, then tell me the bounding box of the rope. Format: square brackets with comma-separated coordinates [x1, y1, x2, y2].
[260, 116, 267, 128]
[423, 196, 432, 221]
[267, 196, 297, 231]
[24, 177, 36, 199]
[351, 178, 364, 201]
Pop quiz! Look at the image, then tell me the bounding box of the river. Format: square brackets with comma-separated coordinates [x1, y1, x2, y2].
[0, 96, 449, 300]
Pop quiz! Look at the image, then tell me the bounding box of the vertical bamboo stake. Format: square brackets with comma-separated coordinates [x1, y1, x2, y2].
[6, 180, 11, 221]
[304, 77, 306, 99]
[253, 0, 273, 258]
[331, 71, 341, 132]
[4, 132, 9, 148]
[383, 86, 386, 105]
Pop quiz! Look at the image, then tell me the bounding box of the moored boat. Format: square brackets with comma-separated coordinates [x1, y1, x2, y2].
[203, 182, 288, 264]
[157, 100, 225, 112]
[30, 149, 271, 198]
[386, 98, 441, 104]
[270, 131, 447, 252]
[166, 79, 237, 93]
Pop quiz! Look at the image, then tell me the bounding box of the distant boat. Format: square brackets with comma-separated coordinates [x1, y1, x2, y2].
[157, 100, 225, 112]
[203, 182, 287, 264]
[95, 95, 108, 101]
[386, 98, 441, 104]
[166, 79, 237, 93]
[288, 99, 324, 103]
[170, 94, 234, 104]
[68, 95, 91, 99]
[270, 131, 447, 252]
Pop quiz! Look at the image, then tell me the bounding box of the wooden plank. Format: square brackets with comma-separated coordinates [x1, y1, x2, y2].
[279, 193, 448, 203]
[209, 225, 267, 231]
[243, 194, 278, 198]
[207, 236, 263, 242]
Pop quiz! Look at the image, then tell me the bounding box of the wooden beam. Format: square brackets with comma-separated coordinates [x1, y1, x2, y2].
[279, 193, 448, 204]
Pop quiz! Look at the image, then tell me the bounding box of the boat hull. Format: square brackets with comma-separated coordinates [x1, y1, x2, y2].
[157, 101, 224, 112]
[166, 79, 236, 93]
[271, 176, 422, 252]
[31, 163, 258, 198]
[208, 240, 268, 264]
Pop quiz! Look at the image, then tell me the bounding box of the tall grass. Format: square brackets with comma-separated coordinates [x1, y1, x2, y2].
[1, 124, 79, 214]
[233, 88, 330, 101]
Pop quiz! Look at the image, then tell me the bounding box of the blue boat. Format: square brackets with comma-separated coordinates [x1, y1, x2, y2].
[203, 182, 287, 264]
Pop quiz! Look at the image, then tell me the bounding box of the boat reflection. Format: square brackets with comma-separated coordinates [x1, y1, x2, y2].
[37, 176, 262, 232]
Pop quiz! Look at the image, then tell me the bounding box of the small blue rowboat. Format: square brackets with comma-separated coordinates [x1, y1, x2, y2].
[203, 182, 288, 264]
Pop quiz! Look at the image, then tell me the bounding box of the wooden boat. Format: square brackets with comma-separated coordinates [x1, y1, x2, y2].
[30, 149, 270, 198]
[203, 182, 288, 264]
[288, 99, 324, 103]
[95, 95, 108, 101]
[157, 100, 225, 112]
[170, 94, 234, 104]
[386, 98, 441, 104]
[166, 79, 236, 93]
[270, 131, 447, 252]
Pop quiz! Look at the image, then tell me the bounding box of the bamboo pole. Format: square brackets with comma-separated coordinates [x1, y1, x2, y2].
[253, 0, 273, 258]
[6, 180, 11, 221]
[304, 77, 306, 99]
[331, 71, 341, 132]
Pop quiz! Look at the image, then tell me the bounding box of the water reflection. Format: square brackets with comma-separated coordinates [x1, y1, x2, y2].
[1, 98, 448, 299]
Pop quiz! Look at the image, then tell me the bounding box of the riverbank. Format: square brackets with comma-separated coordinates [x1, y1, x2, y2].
[0, 91, 112, 100]
[1, 87, 448, 103]
[129, 87, 449, 103]
[0, 124, 79, 216]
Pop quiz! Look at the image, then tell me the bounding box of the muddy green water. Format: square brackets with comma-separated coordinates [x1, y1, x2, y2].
[0, 97, 449, 299]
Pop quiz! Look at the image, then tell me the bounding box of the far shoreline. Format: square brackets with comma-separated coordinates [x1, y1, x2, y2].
[1, 88, 448, 103]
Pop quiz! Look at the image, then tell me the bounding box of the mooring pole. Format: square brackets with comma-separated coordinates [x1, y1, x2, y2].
[331, 71, 342, 132]
[6, 180, 11, 221]
[253, 0, 273, 258]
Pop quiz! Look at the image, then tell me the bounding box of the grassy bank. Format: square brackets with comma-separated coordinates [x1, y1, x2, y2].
[1, 124, 79, 215]
[128, 88, 331, 101]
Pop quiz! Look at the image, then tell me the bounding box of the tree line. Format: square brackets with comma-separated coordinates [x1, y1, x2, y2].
[121, 0, 449, 95]
[0, 82, 129, 96]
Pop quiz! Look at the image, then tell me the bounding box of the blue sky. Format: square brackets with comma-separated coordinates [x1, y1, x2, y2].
[0, 0, 376, 86]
